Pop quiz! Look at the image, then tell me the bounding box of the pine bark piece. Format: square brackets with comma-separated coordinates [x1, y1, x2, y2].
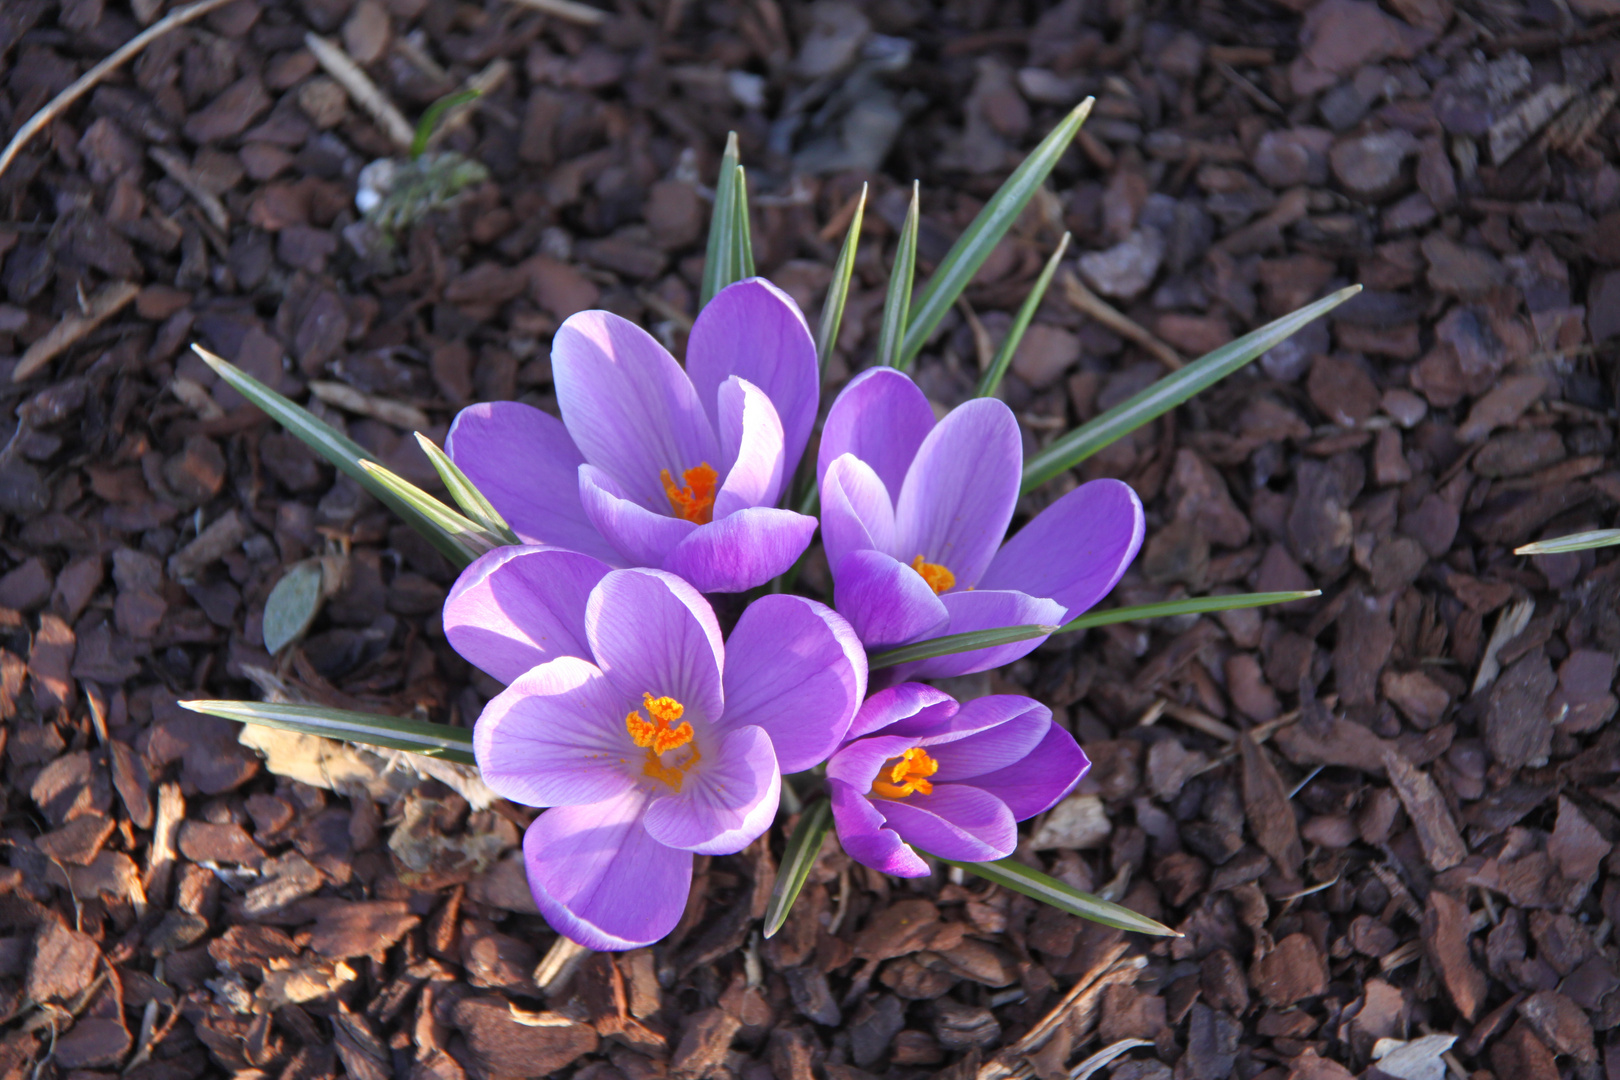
[1423, 890, 1485, 1021]
[1240, 734, 1303, 879]
[1382, 750, 1467, 871]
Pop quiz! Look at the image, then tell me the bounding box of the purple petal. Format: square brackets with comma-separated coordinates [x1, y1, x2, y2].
[830, 549, 949, 650]
[887, 589, 1065, 681]
[817, 367, 936, 502]
[686, 278, 820, 482]
[961, 723, 1090, 820]
[977, 479, 1146, 619]
[580, 464, 696, 568]
[662, 507, 817, 594]
[443, 545, 608, 683]
[720, 594, 867, 773]
[844, 682, 957, 740]
[713, 376, 785, 517]
[826, 733, 926, 791]
[522, 791, 692, 951]
[642, 724, 779, 856]
[887, 691, 1044, 745]
[893, 397, 1022, 589]
[586, 568, 725, 723]
[820, 454, 895, 577]
[876, 784, 1016, 862]
[446, 402, 622, 565]
[473, 656, 637, 807]
[553, 309, 720, 510]
[828, 778, 930, 878]
[924, 698, 1051, 780]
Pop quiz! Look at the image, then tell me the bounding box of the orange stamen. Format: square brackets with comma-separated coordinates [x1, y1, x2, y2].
[662, 463, 719, 524]
[910, 555, 955, 594]
[870, 747, 939, 799]
[626, 693, 700, 791]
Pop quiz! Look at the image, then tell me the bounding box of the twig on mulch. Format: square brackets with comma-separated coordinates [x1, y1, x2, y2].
[0, 0, 235, 181]
[12, 281, 140, 382]
[305, 32, 415, 151]
[1059, 270, 1185, 371]
[506, 0, 609, 25]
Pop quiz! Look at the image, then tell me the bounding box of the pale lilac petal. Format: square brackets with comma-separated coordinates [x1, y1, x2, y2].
[662, 507, 817, 594]
[887, 692, 1046, 745]
[446, 402, 622, 565]
[686, 278, 819, 481]
[977, 479, 1146, 619]
[553, 309, 721, 510]
[580, 464, 696, 568]
[443, 545, 608, 683]
[876, 784, 1016, 862]
[820, 454, 896, 576]
[719, 595, 866, 773]
[967, 724, 1089, 819]
[523, 792, 691, 951]
[642, 725, 779, 856]
[713, 377, 785, 517]
[830, 549, 949, 650]
[826, 733, 920, 791]
[923, 699, 1051, 780]
[892, 397, 1022, 589]
[886, 589, 1065, 681]
[473, 656, 636, 807]
[828, 779, 929, 878]
[845, 682, 957, 740]
[586, 568, 725, 723]
[817, 367, 936, 501]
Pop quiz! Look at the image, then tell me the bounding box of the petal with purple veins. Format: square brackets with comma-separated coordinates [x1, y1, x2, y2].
[828, 779, 930, 877]
[580, 465, 696, 569]
[473, 655, 637, 807]
[977, 479, 1146, 620]
[642, 724, 780, 856]
[553, 309, 720, 510]
[923, 698, 1051, 780]
[885, 588, 1064, 682]
[586, 568, 725, 723]
[522, 792, 692, 951]
[830, 549, 949, 651]
[958, 723, 1090, 820]
[844, 682, 957, 740]
[446, 401, 622, 565]
[719, 594, 867, 773]
[876, 783, 1017, 863]
[685, 278, 820, 482]
[713, 376, 785, 517]
[820, 454, 896, 577]
[443, 545, 609, 684]
[662, 506, 817, 594]
[817, 367, 935, 501]
[892, 397, 1022, 590]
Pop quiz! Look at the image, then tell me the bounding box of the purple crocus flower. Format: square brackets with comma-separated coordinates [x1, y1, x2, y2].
[442, 545, 866, 950]
[826, 683, 1088, 876]
[817, 367, 1146, 680]
[445, 279, 821, 594]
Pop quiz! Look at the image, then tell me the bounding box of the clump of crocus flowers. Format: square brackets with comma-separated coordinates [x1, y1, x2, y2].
[437, 279, 1136, 949]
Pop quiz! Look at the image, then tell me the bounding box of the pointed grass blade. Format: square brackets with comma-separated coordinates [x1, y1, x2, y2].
[866, 592, 1320, 668]
[876, 181, 920, 369]
[181, 700, 477, 766]
[1515, 529, 1620, 555]
[763, 798, 833, 939]
[193, 344, 478, 567]
[699, 132, 743, 308]
[929, 854, 1178, 935]
[867, 623, 1060, 670]
[897, 98, 1093, 369]
[1057, 590, 1322, 633]
[412, 88, 481, 160]
[975, 232, 1071, 397]
[732, 164, 755, 279]
[1022, 285, 1362, 492]
[357, 460, 500, 563]
[816, 183, 867, 376]
[415, 433, 520, 544]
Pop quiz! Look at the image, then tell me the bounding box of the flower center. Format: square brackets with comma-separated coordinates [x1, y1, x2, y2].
[662, 463, 718, 524]
[626, 692, 701, 791]
[870, 747, 939, 799]
[910, 555, 955, 594]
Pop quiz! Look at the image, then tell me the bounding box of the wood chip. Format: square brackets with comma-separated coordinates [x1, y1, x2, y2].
[13, 281, 140, 382]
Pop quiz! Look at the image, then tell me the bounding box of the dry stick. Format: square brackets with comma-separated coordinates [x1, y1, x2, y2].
[1059, 269, 1185, 371]
[506, 0, 609, 24]
[304, 32, 415, 151]
[0, 0, 235, 181]
[13, 281, 140, 382]
[149, 147, 230, 232]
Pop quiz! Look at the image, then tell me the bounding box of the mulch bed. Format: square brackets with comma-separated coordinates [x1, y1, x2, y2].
[0, 0, 1617, 1079]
